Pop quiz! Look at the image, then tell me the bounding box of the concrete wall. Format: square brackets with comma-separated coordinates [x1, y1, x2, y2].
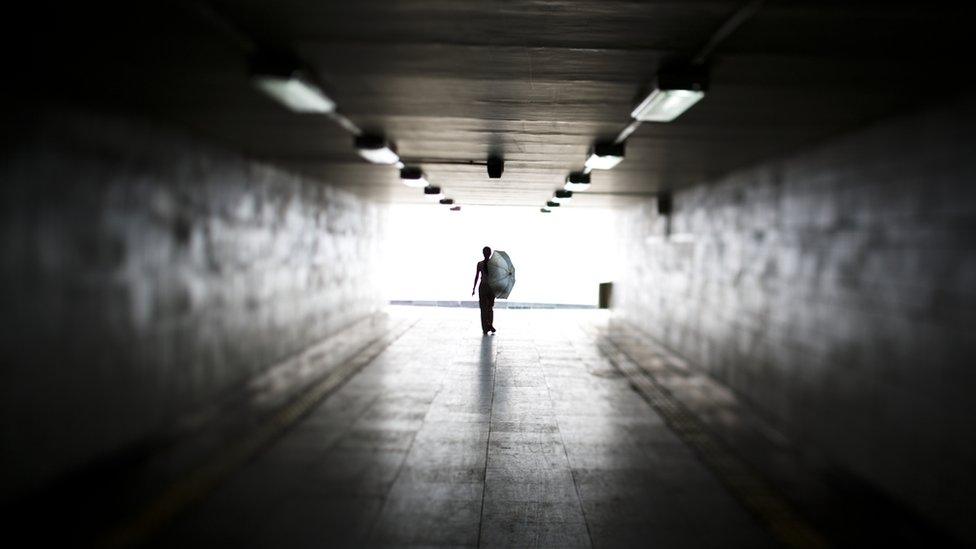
[0, 110, 385, 501]
[615, 97, 976, 540]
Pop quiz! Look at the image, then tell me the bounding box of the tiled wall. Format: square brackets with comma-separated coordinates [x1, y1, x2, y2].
[615, 97, 976, 540]
[0, 110, 385, 500]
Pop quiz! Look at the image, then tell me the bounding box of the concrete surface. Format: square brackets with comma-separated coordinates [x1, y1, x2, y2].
[155, 308, 776, 548]
[614, 97, 976, 543]
[0, 109, 386, 502]
[22, 3, 973, 206]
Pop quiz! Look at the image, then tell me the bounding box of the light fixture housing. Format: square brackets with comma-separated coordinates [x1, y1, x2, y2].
[487, 156, 504, 179]
[439, 198, 455, 205]
[564, 171, 591, 192]
[249, 52, 335, 113]
[546, 200, 561, 208]
[355, 135, 400, 165]
[424, 185, 444, 201]
[553, 189, 573, 204]
[450, 206, 461, 211]
[584, 142, 625, 171]
[540, 208, 552, 213]
[399, 166, 428, 188]
[631, 68, 708, 122]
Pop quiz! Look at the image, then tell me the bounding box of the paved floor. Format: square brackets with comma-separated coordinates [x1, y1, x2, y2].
[157, 308, 776, 548]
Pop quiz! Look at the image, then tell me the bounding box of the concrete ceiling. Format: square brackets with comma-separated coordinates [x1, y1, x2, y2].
[27, 1, 973, 208]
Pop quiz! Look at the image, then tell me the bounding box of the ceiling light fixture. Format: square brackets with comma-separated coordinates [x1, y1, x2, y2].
[355, 135, 400, 165]
[584, 142, 624, 171]
[553, 190, 573, 204]
[424, 185, 444, 201]
[450, 206, 461, 211]
[439, 198, 455, 205]
[546, 201, 561, 208]
[564, 171, 591, 192]
[249, 53, 335, 114]
[540, 208, 552, 213]
[487, 156, 504, 179]
[399, 167, 428, 188]
[631, 68, 707, 122]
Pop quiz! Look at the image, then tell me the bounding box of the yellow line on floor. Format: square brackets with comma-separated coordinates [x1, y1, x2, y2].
[590, 325, 828, 549]
[99, 318, 416, 548]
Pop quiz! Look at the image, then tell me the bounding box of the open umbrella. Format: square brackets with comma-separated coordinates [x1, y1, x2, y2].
[485, 250, 515, 299]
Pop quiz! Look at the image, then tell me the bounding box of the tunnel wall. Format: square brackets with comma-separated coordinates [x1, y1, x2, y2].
[0, 110, 385, 501]
[615, 97, 976, 538]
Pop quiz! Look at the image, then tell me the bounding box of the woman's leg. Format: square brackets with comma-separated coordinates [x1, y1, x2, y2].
[479, 286, 491, 333]
[486, 295, 494, 332]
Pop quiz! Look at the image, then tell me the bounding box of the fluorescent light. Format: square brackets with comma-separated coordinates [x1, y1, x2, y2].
[553, 190, 573, 204]
[400, 167, 428, 188]
[253, 75, 335, 113]
[631, 69, 707, 122]
[584, 142, 624, 171]
[546, 201, 561, 208]
[424, 185, 444, 201]
[632, 89, 703, 122]
[439, 198, 455, 205]
[355, 135, 399, 165]
[249, 53, 335, 113]
[564, 171, 591, 191]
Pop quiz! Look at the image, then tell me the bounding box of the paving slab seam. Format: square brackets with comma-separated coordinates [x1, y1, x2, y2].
[582, 321, 828, 549]
[475, 338, 498, 548]
[543, 340, 596, 549]
[99, 316, 419, 548]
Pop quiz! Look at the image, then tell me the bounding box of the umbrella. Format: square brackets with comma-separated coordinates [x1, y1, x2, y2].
[485, 250, 515, 299]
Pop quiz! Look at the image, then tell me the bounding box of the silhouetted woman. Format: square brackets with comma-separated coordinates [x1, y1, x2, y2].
[472, 246, 496, 335]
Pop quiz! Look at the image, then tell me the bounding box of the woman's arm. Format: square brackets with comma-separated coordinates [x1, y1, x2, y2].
[472, 262, 481, 295]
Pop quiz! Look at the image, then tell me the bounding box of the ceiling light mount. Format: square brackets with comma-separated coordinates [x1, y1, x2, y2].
[249, 51, 336, 114]
[424, 185, 444, 201]
[399, 166, 428, 188]
[487, 156, 504, 179]
[585, 142, 625, 171]
[564, 171, 591, 192]
[355, 134, 400, 165]
[631, 67, 708, 122]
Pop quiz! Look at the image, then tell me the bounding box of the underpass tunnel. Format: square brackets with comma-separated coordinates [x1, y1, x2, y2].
[2, 2, 975, 547]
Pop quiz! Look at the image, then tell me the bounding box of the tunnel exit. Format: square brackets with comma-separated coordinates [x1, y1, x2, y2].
[383, 205, 619, 307]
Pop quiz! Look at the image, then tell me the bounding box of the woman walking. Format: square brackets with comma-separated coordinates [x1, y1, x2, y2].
[472, 246, 497, 335]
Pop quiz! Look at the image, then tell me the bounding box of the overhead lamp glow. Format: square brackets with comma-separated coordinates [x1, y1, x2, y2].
[400, 167, 429, 188]
[631, 69, 707, 122]
[250, 53, 335, 113]
[424, 185, 444, 201]
[355, 135, 400, 165]
[564, 171, 591, 192]
[584, 142, 625, 171]
[439, 198, 455, 205]
[553, 190, 573, 204]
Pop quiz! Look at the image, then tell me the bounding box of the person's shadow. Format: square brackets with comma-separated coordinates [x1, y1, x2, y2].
[478, 336, 494, 408]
